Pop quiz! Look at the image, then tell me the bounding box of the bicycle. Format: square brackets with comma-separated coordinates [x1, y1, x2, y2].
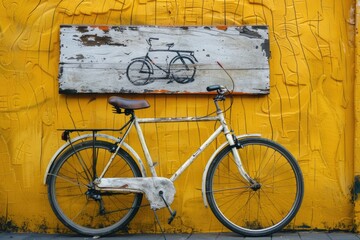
[126, 37, 198, 86]
[44, 85, 304, 237]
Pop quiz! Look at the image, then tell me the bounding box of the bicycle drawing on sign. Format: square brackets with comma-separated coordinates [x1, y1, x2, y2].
[126, 38, 198, 86]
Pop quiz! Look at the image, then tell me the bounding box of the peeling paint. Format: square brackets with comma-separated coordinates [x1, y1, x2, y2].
[59, 25, 269, 94]
[236, 26, 262, 39]
[261, 39, 270, 59]
[79, 34, 127, 47]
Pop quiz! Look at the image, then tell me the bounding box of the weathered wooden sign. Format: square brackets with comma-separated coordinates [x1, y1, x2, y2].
[58, 25, 269, 94]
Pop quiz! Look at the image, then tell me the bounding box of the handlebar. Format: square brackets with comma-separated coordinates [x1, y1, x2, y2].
[206, 85, 221, 92]
[146, 37, 159, 46]
[207, 85, 227, 94]
[206, 85, 229, 101]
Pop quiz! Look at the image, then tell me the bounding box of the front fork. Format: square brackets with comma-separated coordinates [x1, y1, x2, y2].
[228, 133, 259, 188]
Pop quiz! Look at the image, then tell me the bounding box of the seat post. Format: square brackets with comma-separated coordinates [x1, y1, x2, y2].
[133, 118, 158, 177]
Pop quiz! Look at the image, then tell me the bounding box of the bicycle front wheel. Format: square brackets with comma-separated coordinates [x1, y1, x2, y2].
[47, 140, 143, 237]
[205, 137, 303, 237]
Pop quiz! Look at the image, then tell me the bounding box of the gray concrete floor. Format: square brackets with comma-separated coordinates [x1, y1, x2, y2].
[0, 231, 359, 240]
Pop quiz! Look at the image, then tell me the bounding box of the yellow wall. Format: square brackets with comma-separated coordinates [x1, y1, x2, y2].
[0, 0, 356, 233]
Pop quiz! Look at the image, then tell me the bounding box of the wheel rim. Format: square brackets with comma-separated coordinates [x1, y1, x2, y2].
[170, 57, 196, 83]
[49, 141, 142, 235]
[207, 139, 303, 236]
[127, 60, 152, 85]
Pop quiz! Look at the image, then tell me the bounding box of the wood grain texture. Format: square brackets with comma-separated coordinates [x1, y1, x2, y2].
[59, 25, 269, 94]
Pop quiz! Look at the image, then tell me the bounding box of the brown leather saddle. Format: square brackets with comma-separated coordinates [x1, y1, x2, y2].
[108, 96, 150, 110]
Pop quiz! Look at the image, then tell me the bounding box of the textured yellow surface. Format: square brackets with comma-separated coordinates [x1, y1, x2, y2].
[0, 0, 356, 233]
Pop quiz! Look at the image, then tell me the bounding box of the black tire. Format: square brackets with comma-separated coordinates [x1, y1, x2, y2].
[47, 140, 143, 237]
[170, 56, 196, 83]
[205, 137, 303, 237]
[126, 60, 152, 85]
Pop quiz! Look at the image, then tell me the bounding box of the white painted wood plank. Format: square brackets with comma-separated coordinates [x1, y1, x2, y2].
[59, 67, 269, 94]
[58, 25, 270, 94]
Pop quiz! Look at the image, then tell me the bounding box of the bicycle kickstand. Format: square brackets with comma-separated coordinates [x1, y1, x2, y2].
[159, 191, 177, 224]
[153, 209, 167, 240]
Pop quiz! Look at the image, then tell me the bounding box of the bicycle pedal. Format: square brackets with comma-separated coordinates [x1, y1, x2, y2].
[167, 210, 177, 224]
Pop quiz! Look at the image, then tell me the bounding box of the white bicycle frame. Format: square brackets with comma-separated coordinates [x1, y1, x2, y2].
[44, 99, 260, 207]
[99, 111, 254, 183]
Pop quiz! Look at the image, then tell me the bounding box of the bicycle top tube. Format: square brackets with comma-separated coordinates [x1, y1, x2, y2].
[146, 37, 195, 54]
[137, 116, 220, 124]
[108, 85, 228, 124]
[148, 49, 195, 54]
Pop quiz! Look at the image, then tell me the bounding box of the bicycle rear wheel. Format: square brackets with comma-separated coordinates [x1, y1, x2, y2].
[205, 137, 303, 237]
[126, 60, 152, 85]
[47, 140, 143, 237]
